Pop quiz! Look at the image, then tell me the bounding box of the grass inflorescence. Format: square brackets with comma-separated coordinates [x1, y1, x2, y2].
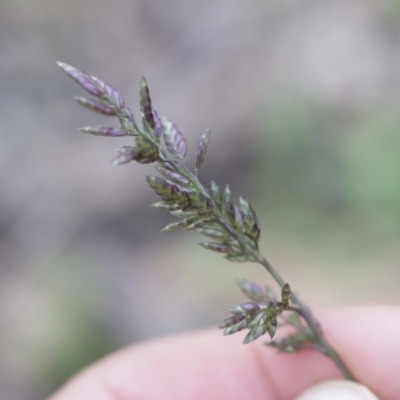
[58, 61, 355, 380]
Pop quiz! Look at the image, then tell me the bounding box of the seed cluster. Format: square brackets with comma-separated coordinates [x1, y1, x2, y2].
[58, 62, 355, 380]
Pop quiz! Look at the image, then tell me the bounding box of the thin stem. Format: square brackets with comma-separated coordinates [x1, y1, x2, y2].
[232, 237, 355, 380]
[287, 306, 356, 380]
[250, 242, 355, 380]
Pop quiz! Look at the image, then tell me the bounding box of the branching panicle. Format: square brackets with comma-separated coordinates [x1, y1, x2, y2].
[220, 282, 290, 344]
[58, 61, 355, 381]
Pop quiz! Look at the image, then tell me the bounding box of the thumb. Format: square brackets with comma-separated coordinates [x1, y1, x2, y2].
[295, 380, 379, 400]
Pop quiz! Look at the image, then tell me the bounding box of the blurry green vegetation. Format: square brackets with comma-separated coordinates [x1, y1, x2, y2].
[43, 316, 116, 392]
[34, 261, 120, 397]
[346, 111, 400, 233]
[386, 0, 400, 19]
[257, 95, 400, 253]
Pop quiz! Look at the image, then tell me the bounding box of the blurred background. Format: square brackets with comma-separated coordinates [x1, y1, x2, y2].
[1, 0, 400, 398]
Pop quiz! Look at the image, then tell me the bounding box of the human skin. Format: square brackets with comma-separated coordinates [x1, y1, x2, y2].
[47, 306, 400, 400]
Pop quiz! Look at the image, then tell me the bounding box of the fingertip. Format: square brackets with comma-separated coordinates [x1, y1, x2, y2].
[294, 380, 379, 400]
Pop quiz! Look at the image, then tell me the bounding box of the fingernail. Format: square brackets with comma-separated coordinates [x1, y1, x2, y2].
[295, 380, 379, 400]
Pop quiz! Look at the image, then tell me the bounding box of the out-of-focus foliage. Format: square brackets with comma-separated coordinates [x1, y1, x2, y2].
[258, 97, 400, 240]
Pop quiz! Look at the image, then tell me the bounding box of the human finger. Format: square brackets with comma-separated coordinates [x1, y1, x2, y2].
[48, 305, 400, 400]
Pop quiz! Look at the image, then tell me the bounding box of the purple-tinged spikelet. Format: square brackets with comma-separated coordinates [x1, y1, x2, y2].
[57, 62, 103, 97]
